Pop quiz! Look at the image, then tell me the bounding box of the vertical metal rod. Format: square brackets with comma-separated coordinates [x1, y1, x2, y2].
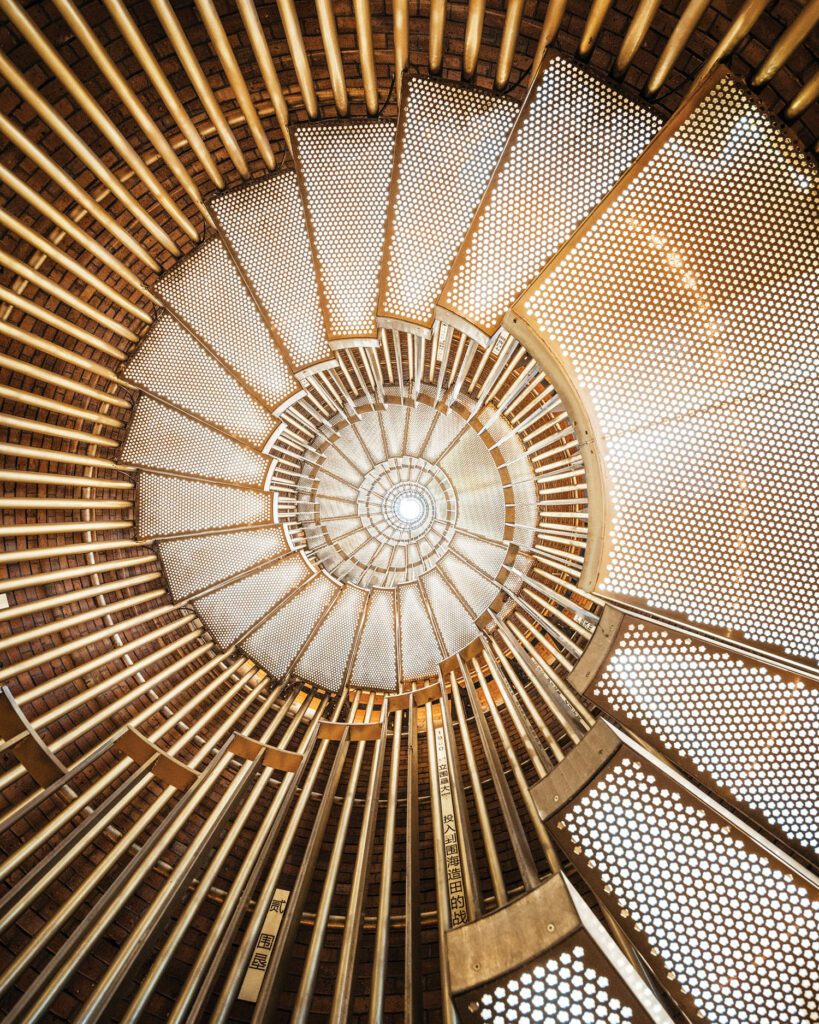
[463, 0, 487, 79]
[277, 0, 319, 117]
[496, 0, 525, 89]
[488, 635, 564, 761]
[644, 0, 712, 96]
[752, 0, 819, 85]
[529, 0, 566, 83]
[429, 0, 447, 74]
[393, 0, 409, 98]
[614, 0, 663, 75]
[315, 0, 349, 115]
[237, 0, 292, 151]
[481, 640, 551, 778]
[404, 696, 423, 1020]
[577, 0, 615, 58]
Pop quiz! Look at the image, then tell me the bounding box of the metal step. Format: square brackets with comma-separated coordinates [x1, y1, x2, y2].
[348, 587, 399, 692]
[136, 473, 272, 540]
[156, 236, 298, 409]
[397, 581, 443, 682]
[420, 567, 480, 656]
[122, 396, 269, 487]
[290, 583, 368, 692]
[293, 119, 395, 345]
[437, 55, 659, 341]
[123, 312, 275, 448]
[210, 172, 332, 374]
[377, 76, 517, 332]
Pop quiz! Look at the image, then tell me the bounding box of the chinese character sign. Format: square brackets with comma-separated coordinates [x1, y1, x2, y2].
[435, 726, 468, 927]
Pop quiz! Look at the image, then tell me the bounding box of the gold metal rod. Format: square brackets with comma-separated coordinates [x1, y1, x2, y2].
[0, 571, 160, 623]
[463, 0, 487, 79]
[0, 383, 124, 428]
[0, 534, 138, 566]
[489, 634, 564, 760]
[0, 412, 120, 449]
[276, 0, 319, 118]
[752, 0, 819, 85]
[315, 0, 349, 116]
[52, 0, 219, 205]
[786, 65, 819, 117]
[0, 518, 130, 538]
[151, 658, 250, 753]
[194, 0, 276, 169]
[0, 157, 160, 288]
[529, 0, 567, 84]
[429, 0, 447, 74]
[149, 0, 249, 176]
[393, 0, 409, 98]
[615, 0, 663, 75]
[0, 444, 130, 475]
[481, 641, 551, 778]
[0, 353, 129, 411]
[404, 696, 423, 1020]
[353, 0, 380, 114]
[0, 496, 131, 511]
[0, 6, 194, 247]
[689, 0, 768, 92]
[645, 0, 712, 95]
[0, 469, 133, 491]
[496, 0, 525, 89]
[368, 707, 403, 1024]
[237, 0, 292, 150]
[0, 312, 128, 374]
[578, 0, 615, 58]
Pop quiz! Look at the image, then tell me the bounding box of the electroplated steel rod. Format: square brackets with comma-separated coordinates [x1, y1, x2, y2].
[277, 0, 319, 117]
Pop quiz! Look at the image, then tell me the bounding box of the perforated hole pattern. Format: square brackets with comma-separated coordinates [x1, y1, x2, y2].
[557, 755, 819, 1024]
[519, 76, 819, 665]
[137, 474, 271, 539]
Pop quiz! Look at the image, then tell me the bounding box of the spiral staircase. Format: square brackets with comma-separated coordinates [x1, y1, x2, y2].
[0, 2, 817, 1022]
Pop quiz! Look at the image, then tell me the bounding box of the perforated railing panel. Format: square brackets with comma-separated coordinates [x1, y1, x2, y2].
[399, 582, 443, 680]
[157, 527, 288, 601]
[243, 573, 340, 680]
[292, 584, 367, 692]
[441, 57, 659, 337]
[552, 751, 819, 1024]
[123, 397, 268, 487]
[348, 588, 398, 692]
[589, 617, 819, 857]
[124, 313, 275, 447]
[137, 474, 272, 539]
[294, 120, 395, 341]
[514, 74, 819, 665]
[211, 174, 331, 370]
[379, 77, 517, 327]
[194, 554, 314, 648]
[157, 237, 297, 407]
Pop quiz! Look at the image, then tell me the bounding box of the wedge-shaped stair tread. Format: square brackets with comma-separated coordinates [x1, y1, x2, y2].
[450, 532, 507, 579]
[156, 237, 297, 407]
[123, 396, 268, 486]
[243, 573, 340, 680]
[513, 73, 819, 665]
[194, 553, 314, 648]
[123, 312, 275, 447]
[291, 585, 367, 692]
[379, 77, 517, 328]
[137, 474, 272, 539]
[348, 588, 398, 692]
[211, 174, 331, 370]
[422, 567, 480, 655]
[439, 550, 499, 617]
[294, 120, 395, 342]
[398, 582, 442, 680]
[439, 56, 659, 337]
[157, 527, 289, 601]
[439, 428, 506, 541]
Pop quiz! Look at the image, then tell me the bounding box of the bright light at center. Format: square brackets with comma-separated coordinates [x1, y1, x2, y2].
[396, 495, 424, 523]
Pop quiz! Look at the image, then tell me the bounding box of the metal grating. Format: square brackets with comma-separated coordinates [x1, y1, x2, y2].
[156, 237, 297, 407]
[157, 527, 288, 601]
[124, 312, 275, 447]
[292, 584, 367, 692]
[591, 619, 819, 856]
[379, 77, 517, 327]
[554, 752, 819, 1024]
[294, 120, 395, 341]
[348, 588, 398, 692]
[515, 74, 819, 665]
[137, 473, 271, 539]
[441, 57, 658, 337]
[399, 582, 443, 680]
[242, 574, 340, 680]
[211, 174, 331, 369]
[194, 553, 314, 648]
[422, 568, 479, 655]
[123, 396, 268, 487]
[440, 551, 499, 617]
[440, 428, 506, 542]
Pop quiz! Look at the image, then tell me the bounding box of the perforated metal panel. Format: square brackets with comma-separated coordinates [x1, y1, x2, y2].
[553, 752, 819, 1024]
[379, 77, 517, 327]
[422, 568, 479, 655]
[440, 551, 498, 616]
[348, 588, 398, 692]
[124, 313, 275, 447]
[157, 527, 288, 601]
[399, 582, 442, 680]
[211, 174, 331, 369]
[157, 237, 297, 407]
[441, 57, 658, 336]
[137, 473, 271, 539]
[194, 553, 314, 647]
[514, 74, 819, 665]
[292, 584, 367, 692]
[440, 428, 506, 542]
[242, 573, 340, 680]
[123, 397, 268, 486]
[590, 618, 819, 855]
[294, 120, 395, 341]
